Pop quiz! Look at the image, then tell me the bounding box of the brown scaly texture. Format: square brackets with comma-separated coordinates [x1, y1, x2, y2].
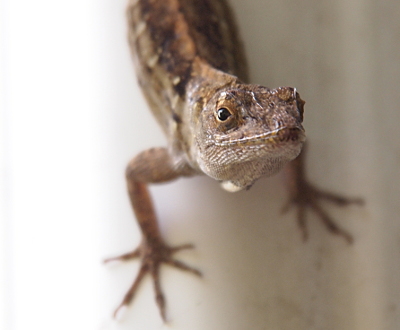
[105, 0, 363, 322]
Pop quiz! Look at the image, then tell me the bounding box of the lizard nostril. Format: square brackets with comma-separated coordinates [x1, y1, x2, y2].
[276, 87, 296, 102]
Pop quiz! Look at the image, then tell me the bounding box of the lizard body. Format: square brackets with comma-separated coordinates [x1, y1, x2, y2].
[106, 0, 363, 321]
[127, 0, 305, 190]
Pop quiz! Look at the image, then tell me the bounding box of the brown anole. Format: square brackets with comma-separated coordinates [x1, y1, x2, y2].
[105, 0, 363, 321]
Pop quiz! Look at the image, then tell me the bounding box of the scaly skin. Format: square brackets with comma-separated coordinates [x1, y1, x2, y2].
[105, 0, 363, 322]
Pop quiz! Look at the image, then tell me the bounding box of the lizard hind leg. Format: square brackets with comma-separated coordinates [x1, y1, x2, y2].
[282, 145, 364, 244]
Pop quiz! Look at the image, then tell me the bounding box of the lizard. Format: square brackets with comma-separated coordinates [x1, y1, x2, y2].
[105, 0, 364, 322]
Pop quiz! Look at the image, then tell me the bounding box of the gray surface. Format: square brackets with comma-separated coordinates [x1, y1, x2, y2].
[2, 0, 400, 329]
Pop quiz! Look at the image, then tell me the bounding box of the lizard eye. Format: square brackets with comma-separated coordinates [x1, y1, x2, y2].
[216, 108, 232, 121]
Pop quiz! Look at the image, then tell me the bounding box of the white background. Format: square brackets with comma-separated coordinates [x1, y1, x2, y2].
[1, 0, 400, 329]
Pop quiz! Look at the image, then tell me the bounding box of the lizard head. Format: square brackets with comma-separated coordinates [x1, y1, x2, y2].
[195, 84, 306, 191]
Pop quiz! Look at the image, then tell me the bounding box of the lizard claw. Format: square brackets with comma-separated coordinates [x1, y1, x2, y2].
[283, 144, 364, 243]
[284, 180, 363, 244]
[107, 240, 201, 322]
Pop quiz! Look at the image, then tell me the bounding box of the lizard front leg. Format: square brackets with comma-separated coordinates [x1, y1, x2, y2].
[282, 144, 364, 243]
[104, 147, 201, 321]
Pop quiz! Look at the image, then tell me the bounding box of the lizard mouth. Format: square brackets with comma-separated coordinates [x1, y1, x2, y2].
[213, 126, 306, 147]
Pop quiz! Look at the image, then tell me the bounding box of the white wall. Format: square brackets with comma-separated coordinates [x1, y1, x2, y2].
[1, 0, 400, 329]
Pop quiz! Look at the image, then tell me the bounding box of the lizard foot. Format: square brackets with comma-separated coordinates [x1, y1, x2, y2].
[282, 180, 364, 244]
[104, 241, 201, 321]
